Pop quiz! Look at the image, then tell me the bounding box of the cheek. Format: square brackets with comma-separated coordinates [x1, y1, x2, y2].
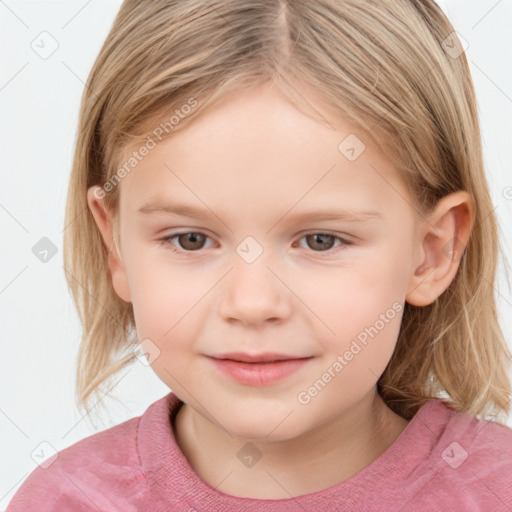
[126, 251, 213, 350]
[129, 267, 207, 384]
[307, 285, 404, 410]
[312, 251, 406, 327]
[305, 247, 407, 373]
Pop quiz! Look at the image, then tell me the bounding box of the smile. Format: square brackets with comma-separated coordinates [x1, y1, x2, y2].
[205, 355, 314, 386]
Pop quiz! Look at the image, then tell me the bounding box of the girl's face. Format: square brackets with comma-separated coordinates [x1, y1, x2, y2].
[95, 83, 426, 440]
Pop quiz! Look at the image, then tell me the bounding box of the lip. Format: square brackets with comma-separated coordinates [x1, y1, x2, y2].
[208, 352, 310, 363]
[206, 354, 314, 386]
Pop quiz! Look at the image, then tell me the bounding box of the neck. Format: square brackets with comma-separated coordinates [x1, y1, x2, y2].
[172, 390, 409, 499]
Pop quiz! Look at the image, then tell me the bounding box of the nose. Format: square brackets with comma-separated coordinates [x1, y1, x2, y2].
[218, 257, 292, 327]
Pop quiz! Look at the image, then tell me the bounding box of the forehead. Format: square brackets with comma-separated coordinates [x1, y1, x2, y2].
[117, 84, 411, 219]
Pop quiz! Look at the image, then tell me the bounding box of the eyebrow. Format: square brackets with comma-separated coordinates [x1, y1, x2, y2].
[137, 200, 383, 223]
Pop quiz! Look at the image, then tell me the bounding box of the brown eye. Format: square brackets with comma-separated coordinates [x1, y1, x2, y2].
[159, 232, 212, 252]
[296, 233, 353, 254]
[304, 233, 337, 251]
[175, 233, 207, 251]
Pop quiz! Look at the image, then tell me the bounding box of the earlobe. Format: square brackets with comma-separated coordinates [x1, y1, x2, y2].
[406, 191, 474, 307]
[86, 186, 132, 303]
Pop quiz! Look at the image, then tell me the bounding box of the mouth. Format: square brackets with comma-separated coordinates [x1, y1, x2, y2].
[208, 352, 313, 363]
[205, 353, 314, 386]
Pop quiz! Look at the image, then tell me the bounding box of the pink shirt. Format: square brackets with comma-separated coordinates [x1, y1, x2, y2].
[7, 391, 512, 511]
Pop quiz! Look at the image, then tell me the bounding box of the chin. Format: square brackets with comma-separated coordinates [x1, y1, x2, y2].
[225, 413, 307, 443]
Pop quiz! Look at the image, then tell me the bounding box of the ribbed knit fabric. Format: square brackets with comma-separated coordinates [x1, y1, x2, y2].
[7, 391, 512, 511]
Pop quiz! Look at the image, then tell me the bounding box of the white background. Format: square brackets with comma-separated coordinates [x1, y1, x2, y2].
[1, 0, 512, 505]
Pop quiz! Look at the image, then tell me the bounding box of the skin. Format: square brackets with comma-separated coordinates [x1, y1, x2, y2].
[87, 81, 474, 499]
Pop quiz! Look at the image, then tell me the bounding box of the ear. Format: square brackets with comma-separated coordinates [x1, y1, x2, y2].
[86, 186, 132, 303]
[406, 190, 474, 307]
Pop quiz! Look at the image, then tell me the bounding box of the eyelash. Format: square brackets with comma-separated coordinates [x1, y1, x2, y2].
[157, 231, 354, 255]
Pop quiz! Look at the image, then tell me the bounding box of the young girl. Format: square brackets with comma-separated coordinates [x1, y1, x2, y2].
[8, 0, 512, 510]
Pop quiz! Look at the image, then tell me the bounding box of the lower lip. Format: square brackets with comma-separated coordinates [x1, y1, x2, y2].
[207, 357, 313, 386]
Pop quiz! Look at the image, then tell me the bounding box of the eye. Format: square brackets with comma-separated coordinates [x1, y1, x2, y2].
[296, 232, 353, 253]
[158, 232, 214, 252]
[158, 231, 353, 254]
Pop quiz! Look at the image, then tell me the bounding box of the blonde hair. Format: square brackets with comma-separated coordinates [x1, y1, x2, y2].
[64, 0, 512, 423]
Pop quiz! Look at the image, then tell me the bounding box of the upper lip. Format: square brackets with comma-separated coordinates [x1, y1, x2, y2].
[207, 352, 313, 363]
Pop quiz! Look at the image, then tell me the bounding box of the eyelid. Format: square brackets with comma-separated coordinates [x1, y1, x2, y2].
[158, 231, 216, 251]
[299, 229, 353, 242]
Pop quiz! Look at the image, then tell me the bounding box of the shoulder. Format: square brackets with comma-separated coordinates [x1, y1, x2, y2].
[6, 412, 146, 511]
[441, 402, 512, 467]
[414, 400, 512, 510]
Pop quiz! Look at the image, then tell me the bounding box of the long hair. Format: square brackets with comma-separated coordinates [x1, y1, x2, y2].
[63, 0, 511, 423]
